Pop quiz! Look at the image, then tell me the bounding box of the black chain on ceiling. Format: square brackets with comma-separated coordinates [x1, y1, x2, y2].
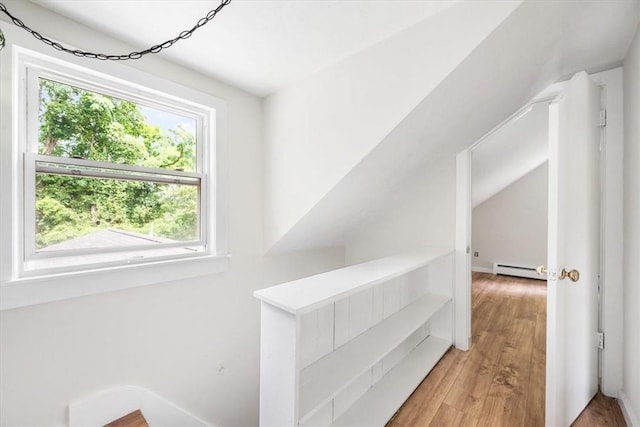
[0, 0, 232, 60]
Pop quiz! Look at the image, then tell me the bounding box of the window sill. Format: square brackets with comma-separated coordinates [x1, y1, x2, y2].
[0, 254, 230, 311]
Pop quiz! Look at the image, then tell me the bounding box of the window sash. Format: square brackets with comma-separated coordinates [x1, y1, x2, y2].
[23, 153, 208, 263]
[26, 65, 206, 172]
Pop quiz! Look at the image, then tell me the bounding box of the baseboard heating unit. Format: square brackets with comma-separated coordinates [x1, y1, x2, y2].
[492, 263, 546, 280]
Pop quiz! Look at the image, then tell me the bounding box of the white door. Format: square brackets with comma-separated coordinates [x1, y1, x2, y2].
[545, 71, 601, 426]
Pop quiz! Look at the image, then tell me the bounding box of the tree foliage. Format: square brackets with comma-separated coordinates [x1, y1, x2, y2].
[36, 79, 198, 249]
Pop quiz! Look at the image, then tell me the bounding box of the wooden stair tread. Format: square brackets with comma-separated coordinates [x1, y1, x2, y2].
[103, 409, 148, 427]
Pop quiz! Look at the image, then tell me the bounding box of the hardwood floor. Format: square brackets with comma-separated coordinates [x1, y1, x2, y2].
[387, 272, 626, 427]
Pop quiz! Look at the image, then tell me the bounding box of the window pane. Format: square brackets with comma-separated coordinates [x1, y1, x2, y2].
[38, 78, 197, 171]
[35, 172, 199, 251]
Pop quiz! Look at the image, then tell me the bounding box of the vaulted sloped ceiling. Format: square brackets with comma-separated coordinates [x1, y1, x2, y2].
[264, 1, 523, 252]
[472, 103, 549, 208]
[265, 0, 638, 253]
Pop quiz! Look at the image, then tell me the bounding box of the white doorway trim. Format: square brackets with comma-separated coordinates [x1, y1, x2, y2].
[453, 95, 559, 351]
[454, 149, 471, 350]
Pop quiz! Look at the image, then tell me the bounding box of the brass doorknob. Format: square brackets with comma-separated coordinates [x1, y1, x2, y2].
[536, 266, 579, 282]
[560, 268, 580, 282]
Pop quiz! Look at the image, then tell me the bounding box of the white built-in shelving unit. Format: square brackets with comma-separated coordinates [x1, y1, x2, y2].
[254, 247, 454, 427]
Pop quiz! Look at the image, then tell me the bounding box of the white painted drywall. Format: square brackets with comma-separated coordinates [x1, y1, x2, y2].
[471, 163, 548, 272]
[263, 1, 638, 255]
[0, 2, 345, 426]
[263, 1, 521, 250]
[622, 22, 640, 427]
[344, 160, 456, 265]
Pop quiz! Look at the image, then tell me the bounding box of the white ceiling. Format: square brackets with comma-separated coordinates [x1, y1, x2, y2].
[472, 102, 549, 208]
[31, 0, 459, 96]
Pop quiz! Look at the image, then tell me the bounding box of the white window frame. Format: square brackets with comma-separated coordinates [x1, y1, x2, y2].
[0, 42, 229, 310]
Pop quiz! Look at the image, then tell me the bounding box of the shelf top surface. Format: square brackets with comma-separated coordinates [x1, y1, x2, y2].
[253, 246, 452, 314]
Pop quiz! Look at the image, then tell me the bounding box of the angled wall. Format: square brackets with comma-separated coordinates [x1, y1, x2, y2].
[264, 0, 637, 255]
[263, 1, 522, 251]
[270, 0, 569, 253]
[344, 160, 456, 264]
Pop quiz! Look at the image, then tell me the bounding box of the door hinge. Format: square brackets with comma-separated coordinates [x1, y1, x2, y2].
[466, 246, 471, 254]
[598, 109, 607, 127]
[596, 332, 605, 349]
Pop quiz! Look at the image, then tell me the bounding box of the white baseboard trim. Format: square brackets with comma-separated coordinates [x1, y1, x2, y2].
[619, 389, 639, 427]
[471, 266, 493, 274]
[69, 385, 212, 427]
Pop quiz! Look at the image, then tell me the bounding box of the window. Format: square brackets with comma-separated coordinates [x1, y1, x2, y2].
[24, 74, 208, 275]
[1, 46, 228, 309]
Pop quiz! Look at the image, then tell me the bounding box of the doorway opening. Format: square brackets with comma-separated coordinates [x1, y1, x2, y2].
[470, 100, 550, 423]
[454, 94, 557, 353]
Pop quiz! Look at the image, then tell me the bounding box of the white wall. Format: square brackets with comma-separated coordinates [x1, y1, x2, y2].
[345, 159, 456, 265]
[343, 130, 547, 273]
[471, 163, 548, 272]
[622, 21, 640, 426]
[263, 2, 521, 250]
[0, 2, 345, 426]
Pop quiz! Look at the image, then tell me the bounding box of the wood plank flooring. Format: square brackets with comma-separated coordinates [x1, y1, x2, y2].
[387, 272, 626, 427]
[103, 409, 148, 427]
